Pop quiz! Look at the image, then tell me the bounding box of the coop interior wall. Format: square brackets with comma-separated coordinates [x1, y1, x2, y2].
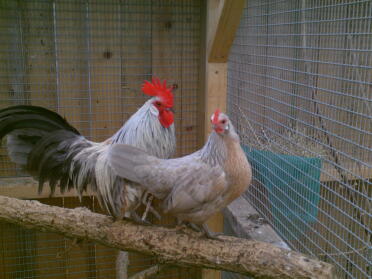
[0, 1, 204, 278]
[227, 1, 371, 279]
[0, 0, 203, 176]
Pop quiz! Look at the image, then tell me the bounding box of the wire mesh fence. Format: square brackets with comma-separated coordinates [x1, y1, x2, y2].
[1, 197, 118, 279]
[0, 0, 203, 177]
[227, 0, 371, 278]
[0, 0, 203, 278]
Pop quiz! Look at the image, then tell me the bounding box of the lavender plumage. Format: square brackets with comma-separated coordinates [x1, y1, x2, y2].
[108, 109, 252, 238]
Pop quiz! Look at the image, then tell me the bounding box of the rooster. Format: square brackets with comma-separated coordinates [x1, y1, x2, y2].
[0, 78, 176, 221]
[108, 109, 252, 238]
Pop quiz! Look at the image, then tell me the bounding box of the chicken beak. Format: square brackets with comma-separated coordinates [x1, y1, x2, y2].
[212, 123, 224, 133]
[166, 107, 175, 113]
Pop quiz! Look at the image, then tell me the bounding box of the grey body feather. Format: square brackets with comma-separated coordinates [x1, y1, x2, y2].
[108, 137, 228, 224]
[108, 119, 251, 225]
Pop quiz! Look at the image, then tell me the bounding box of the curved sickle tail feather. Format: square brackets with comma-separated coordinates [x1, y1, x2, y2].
[0, 106, 97, 198]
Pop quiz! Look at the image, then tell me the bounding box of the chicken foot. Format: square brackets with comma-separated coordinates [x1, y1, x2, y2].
[176, 221, 224, 240]
[141, 191, 161, 221]
[200, 223, 224, 240]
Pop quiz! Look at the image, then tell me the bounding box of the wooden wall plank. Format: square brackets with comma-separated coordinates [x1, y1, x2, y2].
[0, 1, 29, 106]
[34, 198, 66, 279]
[0, 221, 5, 278]
[0, 0, 57, 177]
[21, 0, 57, 108]
[0, 223, 20, 279]
[0, 2, 11, 109]
[64, 197, 94, 279]
[88, 0, 123, 142]
[53, 1, 90, 135]
[0, 1, 28, 177]
[0, 223, 37, 279]
[151, 1, 183, 156]
[0, 177, 94, 199]
[91, 197, 117, 279]
[32, 197, 118, 279]
[180, 1, 205, 156]
[121, 0, 152, 122]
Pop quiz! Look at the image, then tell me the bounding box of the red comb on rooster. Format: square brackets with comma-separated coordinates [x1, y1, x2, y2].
[142, 77, 174, 108]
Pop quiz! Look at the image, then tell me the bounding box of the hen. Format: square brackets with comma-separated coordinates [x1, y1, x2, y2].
[108, 109, 252, 238]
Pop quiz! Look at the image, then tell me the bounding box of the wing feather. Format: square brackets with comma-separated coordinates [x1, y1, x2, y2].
[163, 165, 227, 214]
[108, 144, 228, 214]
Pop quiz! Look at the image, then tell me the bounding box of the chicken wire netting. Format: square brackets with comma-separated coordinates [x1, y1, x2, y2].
[227, 1, 371, 278]
[0, 0, 202, 278]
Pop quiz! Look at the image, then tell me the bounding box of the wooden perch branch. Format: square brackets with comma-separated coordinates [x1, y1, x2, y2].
[0, 195, 336, 279]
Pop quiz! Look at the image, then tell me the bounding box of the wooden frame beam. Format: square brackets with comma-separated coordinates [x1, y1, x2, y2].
[202, 1, 245, 278]
[207, 0, 245, 63]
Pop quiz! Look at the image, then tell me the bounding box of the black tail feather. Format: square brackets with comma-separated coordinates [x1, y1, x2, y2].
[0, 105, 80, 136]
[1, 105, 120, 216]
[31, 131, 90, 195]
[0, 105, 88, 196]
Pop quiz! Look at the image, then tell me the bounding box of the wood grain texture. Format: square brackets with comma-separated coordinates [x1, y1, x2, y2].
[0, 195, 337, 279]
[203, 2, 231, 277]
[21, 0, 57, 108]
[53, 1, 91, 136]
[0, 177, 94, 199]
[224, 197, 289, 249]
[0, 2, 29, 177]
[88, 0, 123, 142]
[207, 0, 245, 63]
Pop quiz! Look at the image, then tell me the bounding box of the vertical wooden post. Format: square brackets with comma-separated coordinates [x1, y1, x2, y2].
[204, 0, 246, 135]
[202, 63, 226, 279]
[202, 1, 245, 278]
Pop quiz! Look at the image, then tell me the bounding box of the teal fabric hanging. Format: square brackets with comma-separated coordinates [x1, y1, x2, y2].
[244, 146, 322, 240]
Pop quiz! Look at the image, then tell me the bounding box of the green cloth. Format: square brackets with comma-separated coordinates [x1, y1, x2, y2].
[244, 146, 321, 240]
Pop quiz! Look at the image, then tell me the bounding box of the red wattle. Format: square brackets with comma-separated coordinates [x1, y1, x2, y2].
[159, 110, 174, 128]
[215, 127, 224, 133]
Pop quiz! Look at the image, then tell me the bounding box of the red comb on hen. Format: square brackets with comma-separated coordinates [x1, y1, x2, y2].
[141, 77, 174, 108]
[212, 109, 220, 124]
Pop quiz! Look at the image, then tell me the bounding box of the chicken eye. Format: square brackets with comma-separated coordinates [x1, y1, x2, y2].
[221, 119, 226, 124]
[155, 101, 161, 107]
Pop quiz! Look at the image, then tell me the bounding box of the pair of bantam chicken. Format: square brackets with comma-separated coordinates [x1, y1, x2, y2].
[0, 78, 252, 239]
